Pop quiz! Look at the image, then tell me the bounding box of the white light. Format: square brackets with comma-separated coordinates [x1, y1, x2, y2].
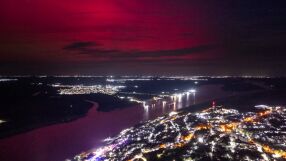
[198, 137, 204, 143]
[143, 102, 149, 109]
[174, 93, 182, 98]
[169, 111, 178, 116]
[0, 79, 18, 82]
[103, 137, 113, 142]
[189, 89, 196, 93]
[0, 120, 6, 124]
[106, 79, 115, 82]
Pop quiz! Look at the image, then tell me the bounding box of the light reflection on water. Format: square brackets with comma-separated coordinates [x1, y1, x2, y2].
[142, 92, 196, 121]
[0, 85, 232, 161]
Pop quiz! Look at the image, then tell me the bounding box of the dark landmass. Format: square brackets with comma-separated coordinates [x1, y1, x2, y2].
[184, 89, 286, 114]
[0, 78, 134, 139]
[185, 78, 286, 113]
[0, 76, 285, 139]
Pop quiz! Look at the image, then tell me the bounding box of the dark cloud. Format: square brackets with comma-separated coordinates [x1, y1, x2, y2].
[63, 41, 216, 61]
[63, 42, 99, 50]
[133, 45, 216, 58]
[63, 41, 119, 56]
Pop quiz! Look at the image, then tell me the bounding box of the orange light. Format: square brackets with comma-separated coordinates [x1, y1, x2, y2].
[182, 133, 194, 141]
[262, 145, 286, 159]
[159, 144, 166, 149]
[219, 123, 238, 132]
[195, 124, 211, 130]
[174, 143, 184, 148]
[258, 110, 271, 117]
[243, 117, 253, 122]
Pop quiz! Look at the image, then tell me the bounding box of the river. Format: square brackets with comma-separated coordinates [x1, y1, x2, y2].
[0, 85, 233, 161]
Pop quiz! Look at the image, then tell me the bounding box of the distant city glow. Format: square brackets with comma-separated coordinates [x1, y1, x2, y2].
[0, 79, 18, 82]
[53, 85, 125, 95]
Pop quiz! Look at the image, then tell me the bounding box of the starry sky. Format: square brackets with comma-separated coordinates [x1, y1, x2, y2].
[0, 0, 286, 76]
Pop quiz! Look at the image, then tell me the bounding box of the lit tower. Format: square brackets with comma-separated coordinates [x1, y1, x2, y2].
[212, 101, 216, 108]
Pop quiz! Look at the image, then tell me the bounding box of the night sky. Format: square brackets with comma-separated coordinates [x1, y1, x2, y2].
[0, 0, 286, 76]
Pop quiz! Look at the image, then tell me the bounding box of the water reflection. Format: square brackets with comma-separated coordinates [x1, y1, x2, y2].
[142, 90, 197, 120]
[0, 85, 232, 161]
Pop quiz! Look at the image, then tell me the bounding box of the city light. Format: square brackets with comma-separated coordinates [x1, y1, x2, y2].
[189, 89, 196, 93]
[52, 84, 125, 95]
[0, 120, 6, 124]
[0, 79, 18, 82]
[73, 105, 286, 161]
[169, 111, 178, 116]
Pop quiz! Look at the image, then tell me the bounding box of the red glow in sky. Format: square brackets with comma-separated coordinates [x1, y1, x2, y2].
[1, 0, 284, 75]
